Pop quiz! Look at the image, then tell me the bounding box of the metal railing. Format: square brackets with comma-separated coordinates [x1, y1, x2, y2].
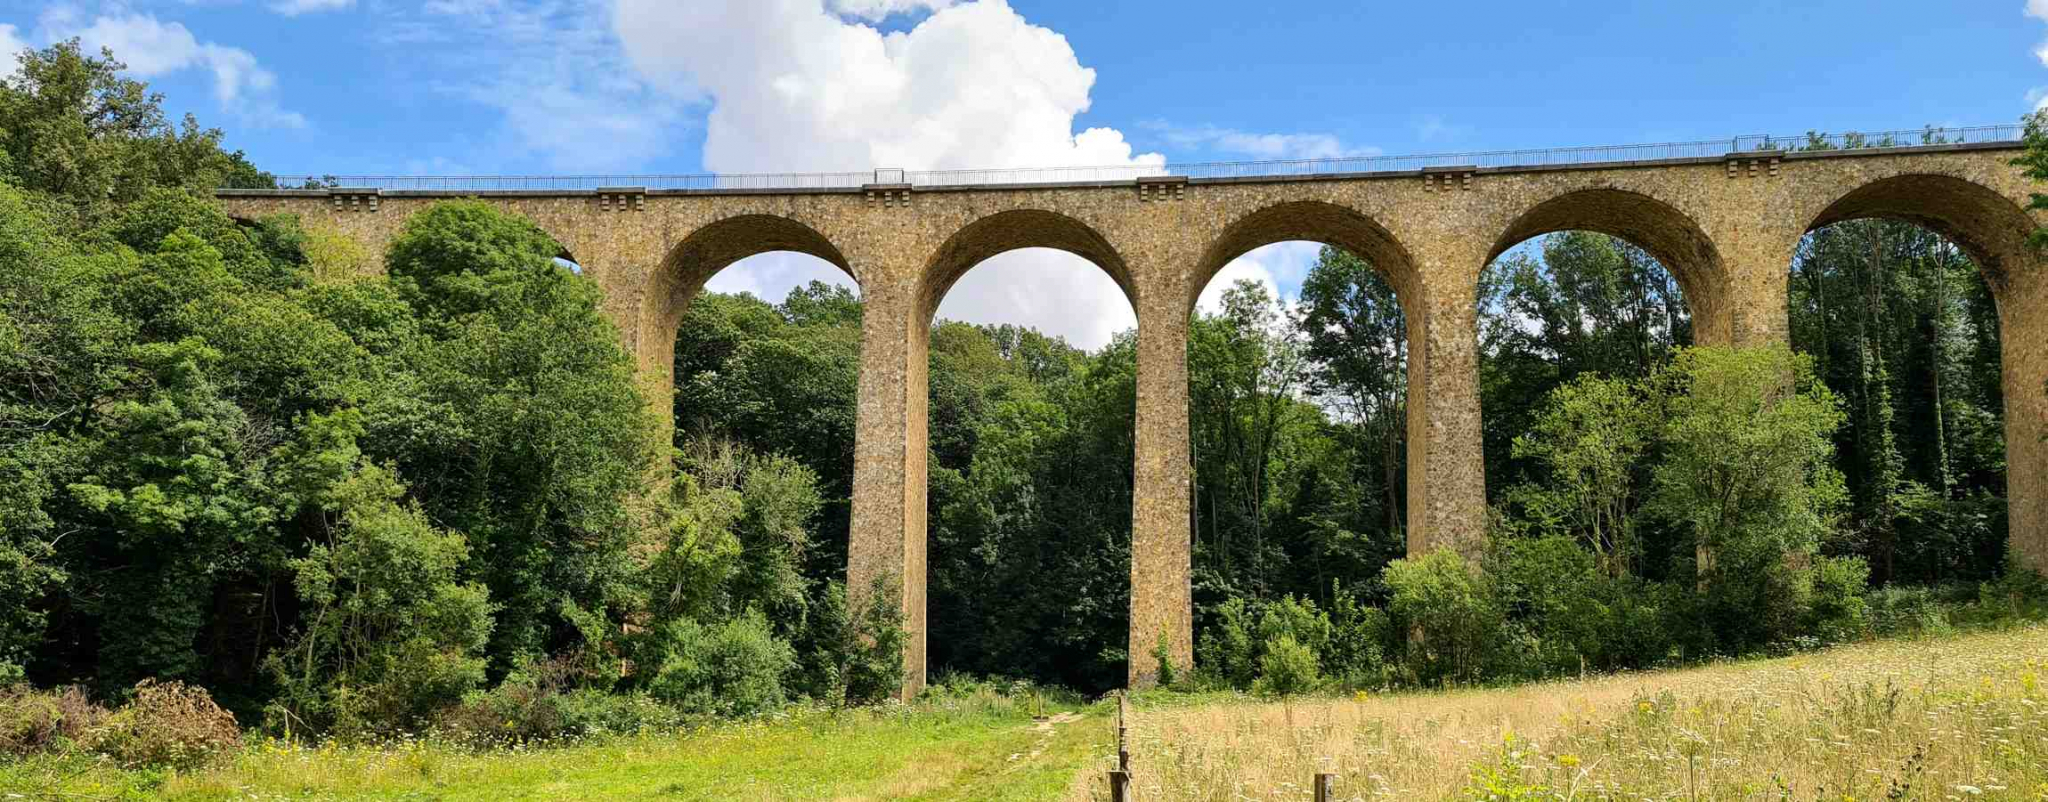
[243, 124, 2026, 193]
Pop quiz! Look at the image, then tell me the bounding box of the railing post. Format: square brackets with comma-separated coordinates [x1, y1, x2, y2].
[1315, 772, 1336, 802]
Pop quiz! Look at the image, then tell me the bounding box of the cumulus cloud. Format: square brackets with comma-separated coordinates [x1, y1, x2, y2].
[270, 0, 353, 15]
[614, 0, 1166, 348]
[615, 0, 1161, 173]
[2030, 0, 2048, 66]
[1197, 241, 1323, 315]
[42, 12, 304, 128]
[1148, 122, 1377, 161]
[0, 24, 25, 69]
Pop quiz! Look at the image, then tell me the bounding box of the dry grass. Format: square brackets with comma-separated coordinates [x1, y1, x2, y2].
[1094, 626, 2048, 800]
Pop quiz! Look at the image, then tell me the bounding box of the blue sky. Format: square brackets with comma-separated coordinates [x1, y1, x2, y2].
[4, 0, 2044, 347]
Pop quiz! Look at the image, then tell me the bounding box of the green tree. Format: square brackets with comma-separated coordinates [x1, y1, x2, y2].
[1650, 346, 1847, 627]
[267, 411, 494, 735]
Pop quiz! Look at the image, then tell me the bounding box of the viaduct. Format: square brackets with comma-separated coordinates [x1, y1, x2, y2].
[217, 128, 2048, 694]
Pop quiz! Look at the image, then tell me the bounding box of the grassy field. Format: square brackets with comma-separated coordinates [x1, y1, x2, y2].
[0, 693, 1114, 800]
[1105, 626, 2048, 801]
[6, 627, 2048, 800]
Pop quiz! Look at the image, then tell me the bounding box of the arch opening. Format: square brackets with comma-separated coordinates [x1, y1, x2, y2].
[1789, 175, 2027, 585]
[1184, 200, 1424, 677]
[661, 220, 867, 680]
[914, 210, 1138, 694]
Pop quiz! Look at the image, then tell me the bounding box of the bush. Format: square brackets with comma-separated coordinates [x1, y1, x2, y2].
[1325, 586, 1391, 689]
[1385, 549, 1503, 684]
[437, 659, 684, 747]
[1807, 555, 1872, 643]
[1866, 585, 1957, 637]
[86, 680, 241, 770]
[637, 611, 795, 718]
[0, 685, 104, 757]
[1489, 535, 1613, 676]
[1196, 597, 1257, 690]
[1253, 635, 1320, 697]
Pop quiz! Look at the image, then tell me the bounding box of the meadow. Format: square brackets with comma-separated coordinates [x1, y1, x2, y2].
[1107, 626, 2048, 800]
[6, 626, 2048, 800]
[0, 688, 1113, 801]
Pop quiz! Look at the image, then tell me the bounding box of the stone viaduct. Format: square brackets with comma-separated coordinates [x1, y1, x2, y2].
[217, 137, 2048, 694]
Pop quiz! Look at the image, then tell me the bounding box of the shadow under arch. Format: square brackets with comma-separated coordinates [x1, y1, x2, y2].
[640, 214, 858, 371]
[916, 208, 1135, 323]
[1803, 173, 2036, 298]
[1488, 188, 1728, 343]
[1193, 200, 1421, 316]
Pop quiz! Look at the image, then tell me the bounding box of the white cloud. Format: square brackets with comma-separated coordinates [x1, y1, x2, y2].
[270, 0, 353, 15]
[1147, 122, 1377, 161]
[1196, 242, 1322, 315]
[615, 0, 1162, 173]
[615, 0, 1166, 349]
[2030, 0, 2048, 67]
[0, 24, 25, 71]
[46, 13, 304, 128]
[703, 252, 856, 303]
[2031, 87, 2048, 111]
[932, 249, 1135, 348]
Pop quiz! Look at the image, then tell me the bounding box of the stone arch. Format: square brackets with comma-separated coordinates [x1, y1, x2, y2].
[1190, 200, 1453, 554]
[1192, 200, 1422, 316]
[916, 208, 1135, 324]
[1801, 173, 2035, 297]
[1792, 172, 2048, 573]
[1487, 187, 1729, 344]
[638, 213, 858, 378]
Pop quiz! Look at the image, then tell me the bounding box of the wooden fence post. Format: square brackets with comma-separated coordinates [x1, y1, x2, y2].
[1314, 772, 1336, 802]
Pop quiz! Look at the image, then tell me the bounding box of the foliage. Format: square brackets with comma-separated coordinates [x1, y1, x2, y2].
[1385, 549, 1504, 683]
[266, 412, 494, 737]
[634, 611, 794, 718]
[1252, 634, 1320, 697]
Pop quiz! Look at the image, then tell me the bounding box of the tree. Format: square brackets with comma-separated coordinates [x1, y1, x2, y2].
[0, 41, 263, 211]
[371, 201, 658, 674]
[1650, 346, 1846, 582]
[1507, 374, 1656, 577]
[2017, 110, 2048, 249]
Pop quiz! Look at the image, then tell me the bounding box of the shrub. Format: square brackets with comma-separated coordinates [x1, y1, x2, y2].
[1489, 535, 1612, 676]
[1256, 595, 1332, 658]
[437, 658, 684, 747]
[1150, 632, 1178, 688]
[1866, 585, 1956, 637]
[1807, 555, 1872, 643]
[86, 680, 240, 770]
[1196, 597, 1256, 690]
[1385, 549, 1503, 684]
[0, 685, 104, 757]
[1325, 586, 1391, 689]
[1253, 635, 1320, 697]
[638, 611, 795, 718]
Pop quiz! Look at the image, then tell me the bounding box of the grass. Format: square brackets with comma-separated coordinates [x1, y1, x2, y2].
[8, 627, 2048, 800]
[1102, 625, 2048, 800]
[0, 692, 1113, 800]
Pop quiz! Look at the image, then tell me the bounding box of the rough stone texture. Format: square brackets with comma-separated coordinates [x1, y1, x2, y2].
[216, 142, 2048, 692]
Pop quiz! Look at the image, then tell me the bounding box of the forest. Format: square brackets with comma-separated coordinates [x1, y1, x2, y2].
[0, 40, 2045, 763]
